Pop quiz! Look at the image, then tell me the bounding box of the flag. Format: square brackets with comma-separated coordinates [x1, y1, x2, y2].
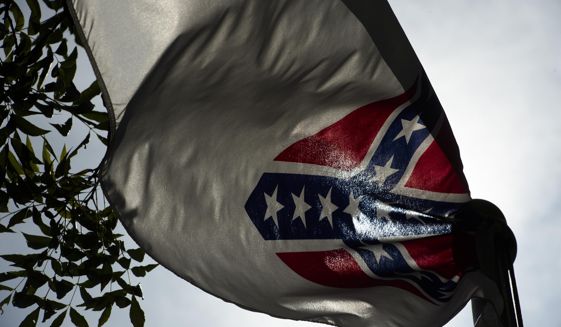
[69, 0, 501, 326]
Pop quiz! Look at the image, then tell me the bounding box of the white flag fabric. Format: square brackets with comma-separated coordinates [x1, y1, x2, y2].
[68, 1, 501, 326]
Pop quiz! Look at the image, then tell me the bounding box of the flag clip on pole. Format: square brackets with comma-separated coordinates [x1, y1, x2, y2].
[453, 200, 523, 327]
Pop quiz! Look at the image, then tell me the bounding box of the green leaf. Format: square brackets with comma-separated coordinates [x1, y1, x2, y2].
[79, 81, 101, 104]
[59, 49, 77, 88]
[95, 120, 109, 131]
[129, 296, 145, 327]
[50, 310, 67, 327]
[12, 116, 49, 136]
[45, 27, 63, 46]
[0, 191, 9, 212]
[75, 101, 95, 115]
[44, 81, 57, 93]
[55, 145, 70, 177]
[80, 287, 92, 303]
[70, 308, 89, 327]
[1, 254, 37, 269]
[97, 134, 108, 146]
[131, 267, 146, 278]
[68, 46, 78, 61]
[0, 224, 14, 233]
[26, 270, 49, 290]
[41, 136, 56, 161]
[52, 279, 74, 299]
[116, 279, 143, 298]
[51, 117, 72, 136]
[117, 258, 130, 270]
[81, 112, 107, 124]
[19, 307, 40, 327]
[42, 139, 53, 167]
[4, 34, 15, 57]
[8, 208, 31, 228]
[13, 292, 38, 308]
[115, 296, 130, 308]
[143, 264, 158, 273]
[31, 207, 51, 236]
[44, 298, 66, 311]
[132, 285, 142, 298]
[41, 304, 56, 323]
[127, 248, 145, 262]
[44, 0, 63, 10]
[8, 151, 25, 175]
[23, 233, 51, 250]
[0, 270, 26, 282]
[98, 305, 112, 327]
[50, 260, 62, 275]
[0, 284, 13, 291]
[9, 2, 24, 30]
[11, 136, 41, 171]
[59, 144, 67, 162]
[78, 275, 100, 288]
[25, 0, 41, 35]
[25, 137, 40, 172]
[15, 32, 32, 58]
[55, 39, 67, 56]
[69, 132, 90, 157]
[0, 294, 12, 313]
[36, 50, 53, 89]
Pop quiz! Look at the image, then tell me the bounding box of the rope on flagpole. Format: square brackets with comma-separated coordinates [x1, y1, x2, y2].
[508, 264, 524, 326]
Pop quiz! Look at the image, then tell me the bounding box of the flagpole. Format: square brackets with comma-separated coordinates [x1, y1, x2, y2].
[455, 200, 523, 327]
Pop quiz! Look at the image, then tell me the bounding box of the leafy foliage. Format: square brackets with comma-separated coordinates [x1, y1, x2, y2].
[1, 0, 155, 325]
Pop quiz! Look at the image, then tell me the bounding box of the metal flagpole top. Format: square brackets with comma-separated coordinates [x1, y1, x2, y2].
[453, 199, 523, 327]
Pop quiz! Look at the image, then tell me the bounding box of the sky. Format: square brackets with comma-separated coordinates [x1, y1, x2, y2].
[2, 0, 561, 326]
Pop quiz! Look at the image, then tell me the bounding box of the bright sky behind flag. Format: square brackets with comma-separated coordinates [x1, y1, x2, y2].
[2, 0, 561, 326]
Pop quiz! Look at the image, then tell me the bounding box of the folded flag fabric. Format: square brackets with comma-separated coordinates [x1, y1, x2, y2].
[68, 0, 500, 326]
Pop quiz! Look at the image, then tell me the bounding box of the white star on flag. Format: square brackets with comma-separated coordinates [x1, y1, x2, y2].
[291, 187, 311, 227]
[404, 209, 428, 224]
[404, 211, 425, 224]
[373, 156, 400, 184]
[344, 192, 362, 219]
[393, 115, 425, 143]
[318, 188, 338, 227]
[375, 202, 393, 221]
[359, 243, 392, 263]
[264, 187, 284, 226]
[371, 245, 392, 263]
